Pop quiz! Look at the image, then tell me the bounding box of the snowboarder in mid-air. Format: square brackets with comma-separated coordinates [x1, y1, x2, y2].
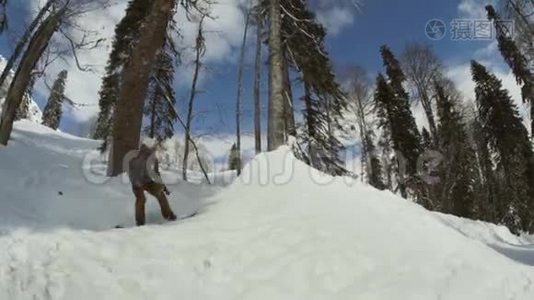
[128, 144, 177, 226]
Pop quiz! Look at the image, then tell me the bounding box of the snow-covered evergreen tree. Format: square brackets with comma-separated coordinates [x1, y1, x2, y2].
[278, 0, 348, 175]
[364, 129, 385, 190]
[471, 60, 533, 233]
[487, 5, 534, 140]
[15, 76, 35, 121]
[42, 70, 67, 130]
[435, 81, 478, 218]
[378, 46, 422, 199]
[228, 143, 241, 171]
[374, 73, 396, 191]
[93, 0, 152, 141]
[421, 128, 432, 150]
[143, 35, 177, 142]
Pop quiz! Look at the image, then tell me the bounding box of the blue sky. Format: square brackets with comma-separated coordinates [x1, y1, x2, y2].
[0, 0, 518, 145]
[183, 0, 504, 138]
[331, 0, 486, 70]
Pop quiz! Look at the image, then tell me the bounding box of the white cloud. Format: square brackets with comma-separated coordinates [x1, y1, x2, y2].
[19, 0, 358, 146]
[25, 0, 248, 123]
[171, 0, 247, 88]
[29, 0, 128, 122]
[458, 0, 497, 19]
[316, 6, 354, 36]
[22, 0, 356, 125]
[313, 0, 359, 35]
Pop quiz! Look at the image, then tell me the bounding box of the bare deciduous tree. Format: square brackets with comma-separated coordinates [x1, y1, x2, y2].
[401, 42, 442, 143]
[234, 8, 251, 176]
[253, 8, 262, 154]
[342, 66, 373, 180]
[0, 0, 110, 146]
[182, 14, 206, 181]
[0, 5, 68, 145]
[0, 0, 55, 89]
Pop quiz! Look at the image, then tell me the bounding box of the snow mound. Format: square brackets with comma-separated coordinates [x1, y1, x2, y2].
[0, 122, 534, 299]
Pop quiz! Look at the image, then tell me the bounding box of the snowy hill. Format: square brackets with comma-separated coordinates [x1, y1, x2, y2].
[1, 121, 534, 299]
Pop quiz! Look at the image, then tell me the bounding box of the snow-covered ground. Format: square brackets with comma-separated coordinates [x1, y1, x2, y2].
[1, 121, 534, 299]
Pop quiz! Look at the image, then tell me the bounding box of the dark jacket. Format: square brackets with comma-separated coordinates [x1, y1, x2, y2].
[128, 146, 162, 187]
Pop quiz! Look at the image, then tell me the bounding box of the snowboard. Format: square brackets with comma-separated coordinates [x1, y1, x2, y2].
[115, 211, 199, 229]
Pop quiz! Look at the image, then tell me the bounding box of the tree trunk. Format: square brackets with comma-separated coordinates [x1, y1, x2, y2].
[235, 10, 250, 175]
[325, 96, 335, 166]
[182, 16, 205, 181]
[253, 13, 262, 154]
[303, 80, 316, 167]
[0, 0, 54, 89]
[149, 95, 156, 139]
[354, 95, 370, 182]
[531, 101, 533, 141]
[418, 86, 438, 143]
[282, 55, 296, 137]
[0, 8, 62, 145]
[267, 0, 286, 150]
[108, 0, 175, 176]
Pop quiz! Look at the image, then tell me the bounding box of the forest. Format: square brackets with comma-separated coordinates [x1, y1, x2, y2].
[0, 0, 534, 298]
[3, 0, 529, 231]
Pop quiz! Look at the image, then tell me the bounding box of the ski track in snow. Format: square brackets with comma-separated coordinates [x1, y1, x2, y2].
[0, 121, 534, 299]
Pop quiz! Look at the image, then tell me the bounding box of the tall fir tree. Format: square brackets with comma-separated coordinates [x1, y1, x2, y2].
[379, 46, 422, 199]
[417, 125, 440, 210]
[42, 70, 68, 130]
[255, 0, 349, 175]
[374, 73, 396, 188]
[15, 76, 36, 121]
[279, 0, 348, 175]
[470, 116, 500, 222]
[143, 36, 177, 142]
[228, 143, 242, 171]
[93, 0, 152, 142]
[435, 82, 478, 218]
[420, 127, 433, 151]
[15, 96, 29, 121]
[471, 60, 534, 233]
[108, 0, 178, 176]
[486, 5, 534, 140]
[364, 129, 385, 190]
